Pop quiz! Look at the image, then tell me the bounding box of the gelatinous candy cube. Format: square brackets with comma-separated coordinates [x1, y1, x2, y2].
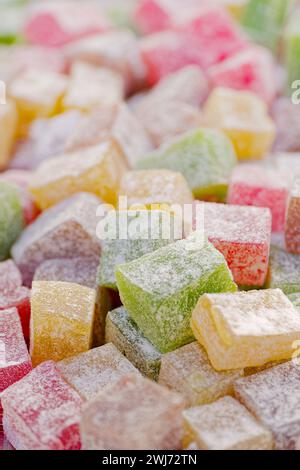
[267, 245, 300, 294]
[0, 259, 21, 293]
[191, 289, 300, 370]
[9, 69, 68, 137]
[183, 396, 273, 450]
[116, 236, 237, 353]
[57, 343, 139, 401]
[64, 30, 146, 94]
[203, 88, 275, 160]
[234, 360, 300, 450]
[227, 164, 288, 232]
[106, 307, 162, 380]
[273, 99, 300, 152]
[285, 177, 300, 253]
[24, 1, 111, 48]
[1, 361, 83, 450]
[98, 210, 182, 291]
[12, 192, 101, 286]
[62, 62, 124, 112]
[283, 12, 300, 93]
[198, 202, 271, 286]
[159, 342, 243, 407]
[30, 281, 96, 366]
[80, 373, 185, 450]
[273, 152, 300, 188]
[208, 46, 276, 105]
[29, 140, 127, 210]
[0, 308, 31, 394]
[0, 181, 23, 261]
[134, 0, 176, 34]
[136, 128, 237, 201]
[0, 100, 17, 170]
[119, 170, 193, 210]
[242, 0, 292, 51]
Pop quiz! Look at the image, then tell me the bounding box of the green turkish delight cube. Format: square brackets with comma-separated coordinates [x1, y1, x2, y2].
[267, 245, 300, 294]
[0, 181, 23, 260]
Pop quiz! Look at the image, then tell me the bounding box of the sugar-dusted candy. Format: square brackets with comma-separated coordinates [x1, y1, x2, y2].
[106, 307, 162, 380]
[0, 100, 17, 170]
[9, 68, 68, 137]
[98, 210, 182, 291]
[159, 342, 242, 407]
[62, 62, 124, 112]
[134, 0, 178, 34]
[273, 152, 300, 187]
[57, 343, 139, 401]
[234, 360, 300, 450]
[0, 308, 31, 394]
[191, 289, 300, 370]
[0, 259, 21, 292]
[29, 140, 127, 210]
[267, 245, 300, 294]
[287, 292, 300, 312]
[116, 235, 237, 353]
[80, 373, 185, 450]
[285, 176, 300, 253]
[24, 1, 111, 48]
[199, 202, 271, 286]
[30, 281, 96, 366]
[242, 0, 292, 52]
[119, 170, 193, 210]
[0, 181, 23, 261]
[1, 361, 83, 450]
[12, 193, 101, 286]
[228, 164, 288, 232]
[273, 98, 300, 152]
[183, 396, 273, 450]
[208, 46, 276, 105]
[203, 87, 275, 160]
[136, 128, 237, 201]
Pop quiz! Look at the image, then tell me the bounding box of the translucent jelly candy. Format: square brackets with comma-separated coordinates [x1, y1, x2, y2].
[0, 181, 23, 261]
[242, 0, 292, 52]
[285, 177, 300, 253]
[98, 210, 182, 291]
[106, 307, 162, 380]
[158, 342, 243, 407]
[57, 343, 139, 401]
[9, 68, 68, 137]
[29, 140, 127, 210]
[234, 360, 300, 450]
[203, 88, 275, 160]
[208, 46, 276, 105]
[116, 236, 237, 353]
[12, 193, 101, 287]
[136, 128, 237, 202]
[191, 289, 300, 370]
[199, 202, 271, 286]
[62, 62, 124, 112]
[183, 396, 273, 450]
[273, 98, 300, 152]
[227, 164, 288, 232]
[119, 170, 193, 210]
[24, 0, 111, 48]
[0, 260, 30, 341]
[80, 373, 185, 450]
[1, 361, 83, 450]
[267, 245, 300, 294]
[0, 100, 17, 170]
[134, 0, 178, 34]
[0, 308, 31, 394]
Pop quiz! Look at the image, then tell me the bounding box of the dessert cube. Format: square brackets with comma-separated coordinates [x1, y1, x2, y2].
[273, 98, 300, 152]
[267, 245, 300, 294]
[0, 181, 23, 261]
[285, 176, 300, 253]
[0, 100, 17, 170]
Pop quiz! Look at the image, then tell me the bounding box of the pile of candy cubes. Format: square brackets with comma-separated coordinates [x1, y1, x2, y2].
[3, 0, 300, 451]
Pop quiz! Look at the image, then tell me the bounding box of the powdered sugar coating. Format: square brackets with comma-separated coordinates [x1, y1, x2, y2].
[0, 260, 22, 293]
[267, 245, 300, 294]
[285, 177, 300, 253]
[80, 373, 185, 450]
[234, 360, 300, 449]
[0, 181, 23, 261]
[273, 98, 300, 152]
[1, 361, 83, 450]
[183, 396, 272, 450]
[158, 342, 242, 406]
[57, 343, 139, 401]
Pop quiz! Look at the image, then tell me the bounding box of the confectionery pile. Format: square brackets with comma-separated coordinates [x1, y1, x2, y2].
[2, 0, 300, 451]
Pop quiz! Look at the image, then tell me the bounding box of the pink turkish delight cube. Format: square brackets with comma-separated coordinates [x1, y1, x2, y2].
[1, 361, 83, 450]
[134, 0, 173, 34]
[194, 202, 271, 287]
[285, 176, 300, 254]
[227, 165, 289, 233]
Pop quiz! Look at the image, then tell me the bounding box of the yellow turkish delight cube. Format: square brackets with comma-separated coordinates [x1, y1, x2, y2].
[30, 280, 96, 366]
[0, 100, 17, 169]
[191, 289, 300, 370]
[29, 140, 127, 210]
[203, 87, 275, 160]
